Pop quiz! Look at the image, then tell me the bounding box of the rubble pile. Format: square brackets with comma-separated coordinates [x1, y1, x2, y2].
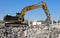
[23, 25, 60, 38]
[0, 24, 60, 38]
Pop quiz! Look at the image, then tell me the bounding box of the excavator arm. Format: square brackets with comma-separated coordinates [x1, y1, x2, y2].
[20, 2, 50, 17]
[19, 1, 51, 23]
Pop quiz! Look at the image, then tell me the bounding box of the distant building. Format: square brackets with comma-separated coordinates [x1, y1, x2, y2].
[36, 22, 41, 25]
[32, 21, 41, 26]
[32, 22, 36, 25]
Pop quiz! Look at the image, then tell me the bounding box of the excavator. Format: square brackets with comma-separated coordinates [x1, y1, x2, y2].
[4, 1, 51, 26]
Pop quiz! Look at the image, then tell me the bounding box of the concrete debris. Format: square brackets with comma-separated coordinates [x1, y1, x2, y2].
[0, 24, 60, 38]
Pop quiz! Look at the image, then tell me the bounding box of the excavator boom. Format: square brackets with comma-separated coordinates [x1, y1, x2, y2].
[20, 5, 41, 16]
[19, 1, 51, 23]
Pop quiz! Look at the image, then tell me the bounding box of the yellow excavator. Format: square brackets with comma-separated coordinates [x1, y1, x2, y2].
[4, 1, 51, 25]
